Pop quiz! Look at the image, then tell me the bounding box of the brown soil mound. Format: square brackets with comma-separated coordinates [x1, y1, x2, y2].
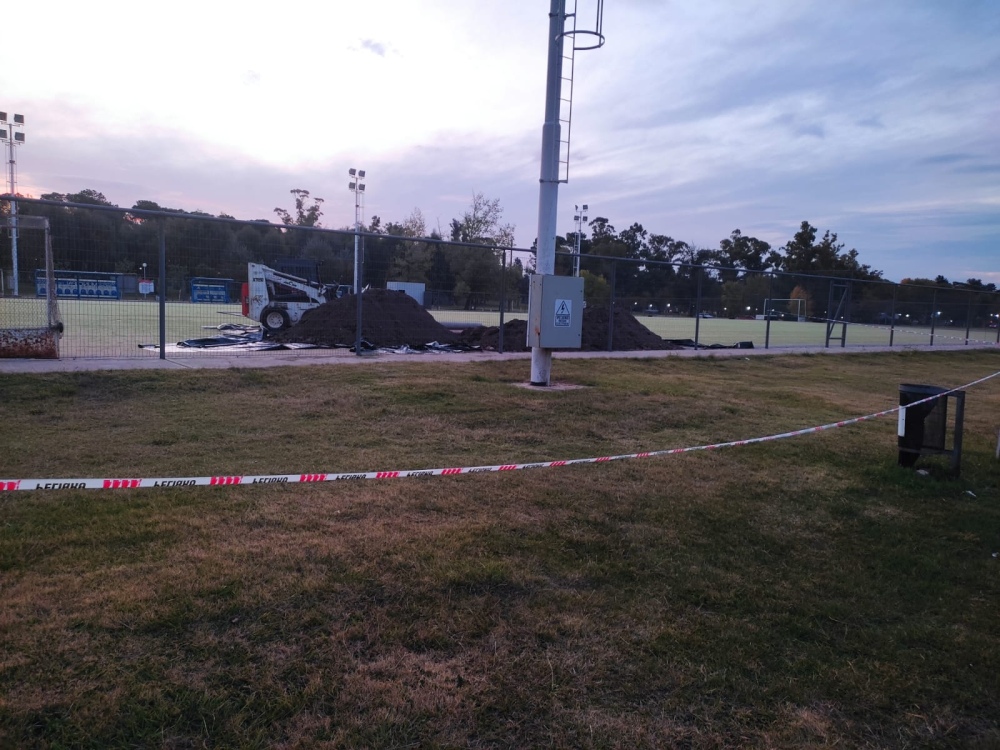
[460, 306, 681, 352]
[271, 289, 458, 348]
[272, 290, 679, 352]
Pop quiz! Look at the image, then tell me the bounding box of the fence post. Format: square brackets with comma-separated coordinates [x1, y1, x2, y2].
[929, 289, 937, 346]
[694, 267, 702, 348]
[889, 284, 897, 347]
[158, 220, 166, 360]
[498, 248, 507, 354]
[764, 272, 773, 349]
[606, 260, 616, 351]
[965, 296, 972, 345]
[354, 231, 364, 356]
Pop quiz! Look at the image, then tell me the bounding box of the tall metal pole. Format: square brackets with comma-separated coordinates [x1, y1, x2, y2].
[2, 114, 23, 297]
[531, 0, 567, 386]
[349, 168, 366, 356]
[573, 204, 587, 277]
[6, 140, 16, 296]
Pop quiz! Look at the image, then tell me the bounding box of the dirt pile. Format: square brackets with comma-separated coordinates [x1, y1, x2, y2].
[270, 289, 458, 348]
[272, 290, 680, 352]
[461, 306, 681, 352]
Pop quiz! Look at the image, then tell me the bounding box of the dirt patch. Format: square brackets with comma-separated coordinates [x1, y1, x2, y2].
[272, 290, 679, 352]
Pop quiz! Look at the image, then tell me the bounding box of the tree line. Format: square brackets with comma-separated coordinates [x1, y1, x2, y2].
[3, 188, 995, 321]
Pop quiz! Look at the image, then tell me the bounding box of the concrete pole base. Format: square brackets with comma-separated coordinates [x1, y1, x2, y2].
[530, 347, 553, 386]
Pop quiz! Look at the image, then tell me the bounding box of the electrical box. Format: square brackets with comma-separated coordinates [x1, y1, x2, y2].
[526, 274, 584, 349]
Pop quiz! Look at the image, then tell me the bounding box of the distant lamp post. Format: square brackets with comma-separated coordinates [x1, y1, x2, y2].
[348, 168, 366, 292]
[1, 111, 25, 296]
[348, 168, 366, 356]
[573, 204, 588, 277]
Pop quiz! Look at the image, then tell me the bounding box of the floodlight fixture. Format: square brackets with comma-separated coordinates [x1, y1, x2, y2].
[358, 183, 365, 192]
[358, 170, 365, 179]
[13, 132, 24, 143]
[0, 112, 6, 123]
[13, 114, 23, 125]
[349, 168, 357, 177]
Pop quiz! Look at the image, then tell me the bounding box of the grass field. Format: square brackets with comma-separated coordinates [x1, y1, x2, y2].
[2, 350, 999, 747]
[3, 297, 997, 358]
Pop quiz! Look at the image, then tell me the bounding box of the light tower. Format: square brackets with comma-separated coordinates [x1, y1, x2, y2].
[348, 168, 366, 356]
[0, 111, 25, 296]
[573, 203, 588, 277]
[530, 0, 604, 386]
[348, 168, 366, 292]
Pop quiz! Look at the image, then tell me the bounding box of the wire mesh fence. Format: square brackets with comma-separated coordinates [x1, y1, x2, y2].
[1, 198, 998, 358]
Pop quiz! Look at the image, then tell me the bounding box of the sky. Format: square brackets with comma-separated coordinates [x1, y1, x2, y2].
[2, 0, 998, 283]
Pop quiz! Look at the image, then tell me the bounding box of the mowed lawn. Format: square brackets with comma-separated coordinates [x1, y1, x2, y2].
[1, 351, 999, 748]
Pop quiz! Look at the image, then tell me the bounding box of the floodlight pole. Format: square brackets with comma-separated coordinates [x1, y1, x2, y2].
[349, 168, 366, 356]
[1, 112, 24, 297]
[531, 0, 568, 386]
[573, 203, 588, 277]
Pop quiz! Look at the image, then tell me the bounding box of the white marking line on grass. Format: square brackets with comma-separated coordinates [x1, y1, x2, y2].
[3, 371, 998, 492]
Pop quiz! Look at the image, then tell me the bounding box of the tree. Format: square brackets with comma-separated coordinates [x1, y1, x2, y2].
[447, 193, 515, 309]
[788, 285, 813, 319]
[273, 189, 324, 227]
[713, 229, 777, 282]
[449, 193, 515, 247]
[778, 221, 882, 280]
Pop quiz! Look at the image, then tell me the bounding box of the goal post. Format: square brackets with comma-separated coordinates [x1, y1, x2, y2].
[0, 215, 62, 358]
[764, 298, 806, 322]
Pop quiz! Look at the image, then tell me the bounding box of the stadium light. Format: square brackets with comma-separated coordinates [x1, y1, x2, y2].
[1, 110, 25, 296]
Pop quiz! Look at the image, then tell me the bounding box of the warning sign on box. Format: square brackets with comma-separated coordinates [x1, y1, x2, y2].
[554, 299, 572, 327]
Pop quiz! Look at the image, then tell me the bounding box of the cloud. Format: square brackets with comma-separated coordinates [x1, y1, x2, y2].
[360, 39, 387, 57]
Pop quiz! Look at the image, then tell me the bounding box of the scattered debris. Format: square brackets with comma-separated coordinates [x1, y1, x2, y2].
[916, 469, 930, 476]
[964, 490, 977, 498]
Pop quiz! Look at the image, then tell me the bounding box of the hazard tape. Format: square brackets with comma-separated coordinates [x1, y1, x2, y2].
[2, 370, 998, 492]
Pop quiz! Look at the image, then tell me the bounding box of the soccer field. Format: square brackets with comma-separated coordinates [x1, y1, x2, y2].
[1, 297, 995, 357]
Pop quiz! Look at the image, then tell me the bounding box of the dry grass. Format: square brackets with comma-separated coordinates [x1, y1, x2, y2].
[1, 350, 999, 748]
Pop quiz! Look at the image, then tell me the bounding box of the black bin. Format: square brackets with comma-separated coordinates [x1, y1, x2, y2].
[897, 384, 948, 468]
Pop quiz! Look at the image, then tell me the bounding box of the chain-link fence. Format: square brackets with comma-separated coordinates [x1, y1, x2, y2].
[1, 198, 997, 357]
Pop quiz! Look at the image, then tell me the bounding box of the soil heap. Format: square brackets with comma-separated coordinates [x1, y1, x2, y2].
[459, 306, 681, 352]
[271, 289, 680, 352]
[271, 289, 458, 348]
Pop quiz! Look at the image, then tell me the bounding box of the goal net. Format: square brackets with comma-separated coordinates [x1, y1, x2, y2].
[764, 298, 806, 322]
[1, 214, 62, 358]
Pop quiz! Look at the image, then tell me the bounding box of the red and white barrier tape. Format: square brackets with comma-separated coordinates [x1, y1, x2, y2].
[3, 371, 997, 492]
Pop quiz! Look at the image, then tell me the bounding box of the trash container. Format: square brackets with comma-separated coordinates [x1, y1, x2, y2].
[897, 383, 949, 468]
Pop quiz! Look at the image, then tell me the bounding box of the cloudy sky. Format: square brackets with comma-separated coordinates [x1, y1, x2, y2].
[3, 0, 997, 283]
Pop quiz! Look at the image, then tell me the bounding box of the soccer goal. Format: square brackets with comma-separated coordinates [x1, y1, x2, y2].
[764, 298, 807, 322]
[1, 214, 63, 358]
